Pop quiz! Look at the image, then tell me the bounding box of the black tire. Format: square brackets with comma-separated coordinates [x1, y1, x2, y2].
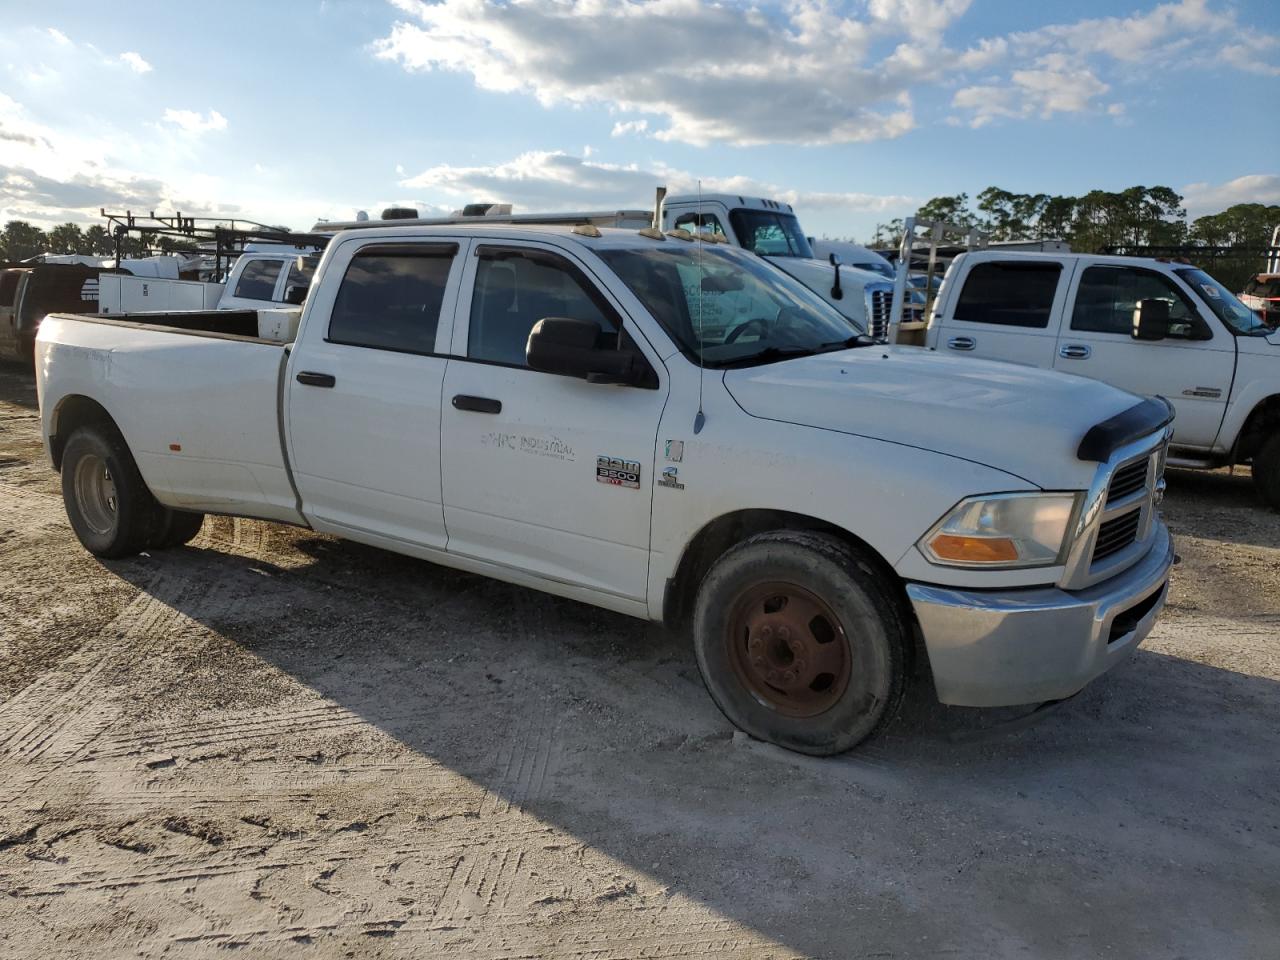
[60, 424, 162, 558]
[152, 508, 205, 549]
[1253, 434, 1280, 511]
[692, 530, 907, 756]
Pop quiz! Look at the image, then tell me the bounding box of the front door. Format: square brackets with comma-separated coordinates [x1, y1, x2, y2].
[287, 238, 465, 547]
[439, 241, 667, 603]
[934, 259, 1071, 368]
[1052, 264, 1235, 450]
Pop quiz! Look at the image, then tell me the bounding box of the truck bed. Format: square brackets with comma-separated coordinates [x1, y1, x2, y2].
[36, 312, 304, 526]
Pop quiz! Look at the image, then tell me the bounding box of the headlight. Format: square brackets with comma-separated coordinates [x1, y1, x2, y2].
[920, 492, 1081, 569]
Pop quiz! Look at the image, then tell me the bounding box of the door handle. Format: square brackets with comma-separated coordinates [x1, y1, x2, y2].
[947, 336, 976, 351]
[452, 394, 502, 414]
[296, 371, 336, 388]
[1059, 344, 1091, 360]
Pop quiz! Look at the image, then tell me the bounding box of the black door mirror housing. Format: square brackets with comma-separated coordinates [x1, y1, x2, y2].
[526, 317, 641, 385]
[283, 284, 308, 305]
[1132, 298, 1169, 341]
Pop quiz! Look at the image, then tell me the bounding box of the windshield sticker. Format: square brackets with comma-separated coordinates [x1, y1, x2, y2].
[1200, 284, 1221, 299]
[597, 456, 641, 489]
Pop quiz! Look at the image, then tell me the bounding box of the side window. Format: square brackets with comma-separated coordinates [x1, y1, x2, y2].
[0, 272, 19, 307]
[468, 247, 619, 367]
[327, 244, 455, 354]
[1071, 266, 1204, 339]
[283, 258, 316, 298]
[233, 259, 283, 301]
[673, 212, 726, 239]
[952, 262, 1062, 328]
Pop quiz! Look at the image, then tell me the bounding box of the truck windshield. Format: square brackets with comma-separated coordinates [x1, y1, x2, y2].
[728, 209, 814, 259]
[598, 244, 865, 368]
[1176, 268, 1269, 336]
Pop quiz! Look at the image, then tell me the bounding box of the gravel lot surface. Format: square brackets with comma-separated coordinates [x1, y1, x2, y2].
[0, 360, 1277, 959]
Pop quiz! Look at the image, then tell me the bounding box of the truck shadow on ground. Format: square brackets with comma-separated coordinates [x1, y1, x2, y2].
[99, 526, 1280, 958]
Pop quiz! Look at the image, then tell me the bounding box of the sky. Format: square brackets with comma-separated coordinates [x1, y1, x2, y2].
[0, 0, 1277, 242]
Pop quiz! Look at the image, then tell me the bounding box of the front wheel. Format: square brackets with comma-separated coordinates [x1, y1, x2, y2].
[1253, 434, 1280, 511]
[61, 424, 161, 558]
[692, 530, 907, 755]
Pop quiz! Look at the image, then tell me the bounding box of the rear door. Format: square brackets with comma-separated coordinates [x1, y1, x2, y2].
[933, 259, 1071, 367]
[439, 240, 667, 603]
[1052, 264, 1235, 450]
[286, 238, 465, 547]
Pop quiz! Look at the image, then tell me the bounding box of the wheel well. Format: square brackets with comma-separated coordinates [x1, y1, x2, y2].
[1234, 395, 1280, 463]
[663, 509, 907, 632]
[49, 395, 116, 471]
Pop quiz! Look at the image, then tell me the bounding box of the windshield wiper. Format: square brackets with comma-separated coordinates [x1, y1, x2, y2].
[716, 345, 822, 368]
[817, 334, 878, 350]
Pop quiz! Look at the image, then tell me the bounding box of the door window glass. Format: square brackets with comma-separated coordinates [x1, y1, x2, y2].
[0, 272, 19, 307]
[469, 247, 619, 367]
[283, 258, 316, 299]
[233, 259, 283, 301]
[673, 212, 726, 239]
[1072, 266, 1206, 339]
[727, 209, 813, 258]
[953, 261, 1061, 328]
[328, 245, 455, 354]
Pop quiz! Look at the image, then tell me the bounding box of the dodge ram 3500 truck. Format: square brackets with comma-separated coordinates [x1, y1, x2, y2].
[926, 251, 1280, 508]
[36, 224, 1175, 755]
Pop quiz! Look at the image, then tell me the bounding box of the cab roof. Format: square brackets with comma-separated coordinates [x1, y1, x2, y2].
[325, 222, 726, 253]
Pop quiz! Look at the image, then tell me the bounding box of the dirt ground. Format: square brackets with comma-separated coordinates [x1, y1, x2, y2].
[0, 360, 1277, 960]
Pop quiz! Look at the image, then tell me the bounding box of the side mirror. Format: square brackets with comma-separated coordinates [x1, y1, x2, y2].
[527, 317, 640, 385]
[283, 284, 308, 305]
[1132, 298, 1169, 341]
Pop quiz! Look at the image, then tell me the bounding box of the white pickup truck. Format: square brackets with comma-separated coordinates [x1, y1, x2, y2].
[927, 252, 1280, 507]
[37, 223, 1174, 755]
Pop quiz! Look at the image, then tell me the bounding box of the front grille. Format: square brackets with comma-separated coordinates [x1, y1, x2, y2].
[867, 289, 892, 339]
[1093, 509, 1141, 561]
[1107, 459, 1148, 504]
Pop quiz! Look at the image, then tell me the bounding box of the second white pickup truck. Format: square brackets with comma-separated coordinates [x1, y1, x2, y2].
[927, 251, 1280, 507]
[37, 223, 1174, 755]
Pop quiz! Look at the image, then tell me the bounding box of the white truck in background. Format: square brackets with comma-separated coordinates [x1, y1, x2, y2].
[926, 250, 1280, 507]
[36, 221, 1175, 756]
[97, 245, 318, 315]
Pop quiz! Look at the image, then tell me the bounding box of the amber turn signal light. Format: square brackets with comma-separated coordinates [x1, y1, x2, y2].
[928, 534, 1019, 564]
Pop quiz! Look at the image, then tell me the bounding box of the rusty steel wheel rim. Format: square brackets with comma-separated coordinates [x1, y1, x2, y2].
[725, 581, 853, 718]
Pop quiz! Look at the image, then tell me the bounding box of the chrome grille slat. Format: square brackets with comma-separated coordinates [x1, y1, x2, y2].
[1093, 510, 1141, 561]
[1107, 460, 1148, 504]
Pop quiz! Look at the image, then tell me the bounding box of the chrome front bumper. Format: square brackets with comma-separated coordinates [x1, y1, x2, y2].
[906, 522, 1174, 707]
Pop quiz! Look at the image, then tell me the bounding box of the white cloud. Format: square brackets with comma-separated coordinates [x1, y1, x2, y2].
[399, 149, 914, 218]
[611, 119, 649, 138]
[374, 0, 932, 146]
[160, 108, 227, 134]
[1182, 174, 1280, 218]
[373, 0, 1276, 143]
[47, 28, 70, 45]
[119, 52, 152, 74]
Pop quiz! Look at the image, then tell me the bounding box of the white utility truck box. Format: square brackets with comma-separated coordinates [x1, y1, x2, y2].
[98, 274, 224, 314]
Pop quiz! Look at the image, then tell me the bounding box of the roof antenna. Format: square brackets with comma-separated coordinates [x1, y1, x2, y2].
[693, 179, 706, 435]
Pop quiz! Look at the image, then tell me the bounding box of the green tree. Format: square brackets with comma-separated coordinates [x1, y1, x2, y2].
[0, 221, 49, 261]
[915, 194, 976, 227]
[83, 225, 113, 256]
[47, 222, 87, 255]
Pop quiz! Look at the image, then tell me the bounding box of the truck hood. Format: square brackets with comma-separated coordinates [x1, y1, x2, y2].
[723, 347, 1142, 489]
[765, 257, 890, 326]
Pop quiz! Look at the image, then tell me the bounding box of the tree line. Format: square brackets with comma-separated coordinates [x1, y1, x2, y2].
[0, 220, 196, 262]
[871, 186, 1280, 291]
